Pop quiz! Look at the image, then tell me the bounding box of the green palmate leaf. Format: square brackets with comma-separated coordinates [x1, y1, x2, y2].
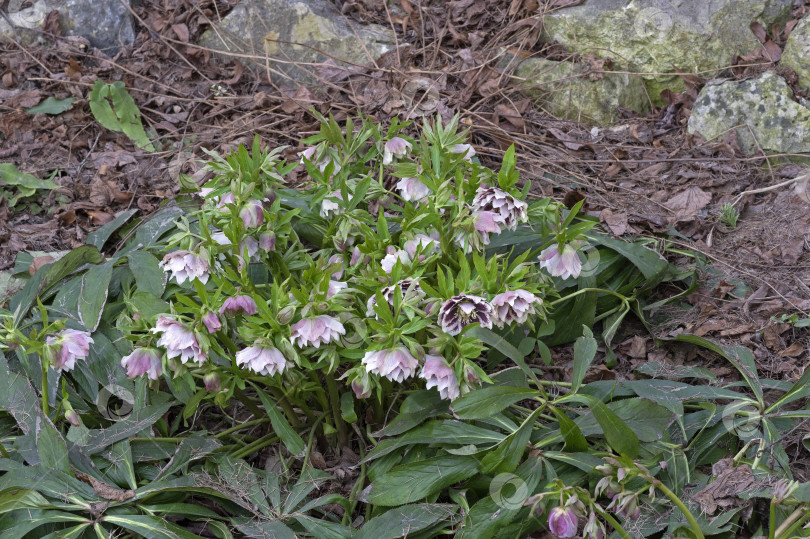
[356, 504, 458, 539]
[451, 386, 539, 420]
[26, 96, 75, 115]
[364, 420, 505, 462]
[364, 455, 479, 506]
[86, 208, 138, 249]
[551, 407, 588, 452]
[78, 260, 113, 332]
[251, 382, 306, 457]
[670, 335, 763, 406]
[89, 80, 155, 151]
[571, 325, 597, 394]
[479, 408, 543, 474]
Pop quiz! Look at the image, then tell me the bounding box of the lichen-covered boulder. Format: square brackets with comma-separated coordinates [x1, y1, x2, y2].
[542, 0, 793, 102]
[781, 16, 810, 92]
[513, 57, 649, 125]
[688, 71, 810, 156]
[0, 0, 134, 52]
[198, 0, 395, 85]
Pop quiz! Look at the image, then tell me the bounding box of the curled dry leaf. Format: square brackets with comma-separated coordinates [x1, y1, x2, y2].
[28, 255, 55, 276]
[664, 186, 712, 223]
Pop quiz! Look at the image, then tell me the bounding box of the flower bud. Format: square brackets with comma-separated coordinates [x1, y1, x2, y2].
[202, 312, 222, 334]
[204, 372, 221, 392]
[277, 305, 296, 325]
[259, 232, 276, 252]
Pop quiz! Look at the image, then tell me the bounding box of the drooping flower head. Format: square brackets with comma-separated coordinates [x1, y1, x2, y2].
[202, 311, 222, 334]
[421, 355, 460, 400]
[120, 348, 162, 380]
[583, 512, 606, 539]
[350, 370, 373, 399]
[538, 243, 582, 280]
[608, 492, 640, 521]
[159, 250, 210, 285]
[220, 295, 258, 317]
[239, 200, 264, 229]
[204, 372, 221, 392]
[321, 190, 351, 218]
[396, 177, 431, 203]
[383, 137, 412, 165]
[473, 185, 528, 230]
[450, 143, 476, 161]
[151, 316, 205, 365]
[259, 231, 276, 252]
[490, 290, 542, 327]
[453, 209, 502, 253]
[548, 506, 578, 538]
[45, 329, 94, 373]
[236, 345, 287, 376]
[362, 346, 419, 382]
[366, 278, 425, 317]
[438, 294, 494, 336]
[290, 315, 346, 348]
[380, 248, 411, 273]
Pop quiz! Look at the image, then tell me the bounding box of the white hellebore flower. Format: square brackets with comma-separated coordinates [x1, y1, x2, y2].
[538, 243, 582, 280]
[382, 137, 412, 165]
[362, 346, 419, 382]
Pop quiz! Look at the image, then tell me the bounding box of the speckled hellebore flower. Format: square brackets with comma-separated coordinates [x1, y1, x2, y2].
[239, 200, 264, 229]
[450, 143, 476, 161]
[120, 348, 162, 380]
[366, 278, 425, 316]
[202, 311, 222, 334]
[490, 290, 542, 327]
[45, 329, 94, 373]
[159, 250, 210, 285]
[438, 294, 494, 336]
[420, 355, 460, 400]
[383, 137, 412, 165]
[151, 316, 205, 365]
[538, 243, 582, 280]
[362, 346, 419, 382]
[548, 506, 578, 538]
[219, 295, 258, 317]
[473, 184, 528, 230]
[396, 177, 431, 203]
[290, 315, 346, 348]
[236, 345, 287, 376]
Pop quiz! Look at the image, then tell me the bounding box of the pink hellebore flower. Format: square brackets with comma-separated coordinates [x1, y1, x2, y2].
[202, 312, 222, 334]
[220, 295, 258, 317]
[159, 250, 210, 285]
[380, 248, 411, 273]
[151, 316, 205, 365]
[383, 137, 412, 165]
[490, 290, 542, 327]
[290, 315, 346, 348]
[321, 190, 351, 218]
[327, 280, 348, 298]
[548, 506, 578, 538]
[450, 143, 476, 161]
[421, 355, 460, 400]
[236, 345, 287, 376]
[403, 233, 439, 260]
[204, 372, 221, 392]
[299, 146, 317, 163]
[362, 346, 419, 383]
[45, 329, 94, 373]
[239, 200, 264, 229]
[352, 376, 372, 399]
[454, 209, 501, 253]
[396, 177, 431, 203]
[120, 348, 162, 380]
[473, 184, 528, 230]
[438, 294, 494, 336]
[538, 244, 582, 280]
[259, 232, 276, 252]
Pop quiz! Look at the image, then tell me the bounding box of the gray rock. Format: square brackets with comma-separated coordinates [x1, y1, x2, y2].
[0, 0, 134, 52]
[198, 0, 395, 85]
[781, 16, 810, 92]
[542, 0, 793, 102]
[688, 71, 810, 156]
[513, 57, 649, 125]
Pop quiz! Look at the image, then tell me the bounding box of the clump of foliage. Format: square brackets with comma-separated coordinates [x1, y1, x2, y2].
[1, 114, 809, 538]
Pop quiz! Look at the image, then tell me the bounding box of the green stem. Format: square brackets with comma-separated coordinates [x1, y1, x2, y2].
[345, 439, 368, 526]
[41, 357, 49, 417]
[266, 386, 304, 430]
[214, 417, 270, 439]
[775, 506, 810, 539]
[549, 287, 631, 306]
[0, 440, 10, 459]
[325, 373, 348, 448]
[652, 479, 704, 539]
[770, 502, 777, 539]
[233, 388, 266, 418]
[231, 433, 279, 460]
[594, 506, 632, 539]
